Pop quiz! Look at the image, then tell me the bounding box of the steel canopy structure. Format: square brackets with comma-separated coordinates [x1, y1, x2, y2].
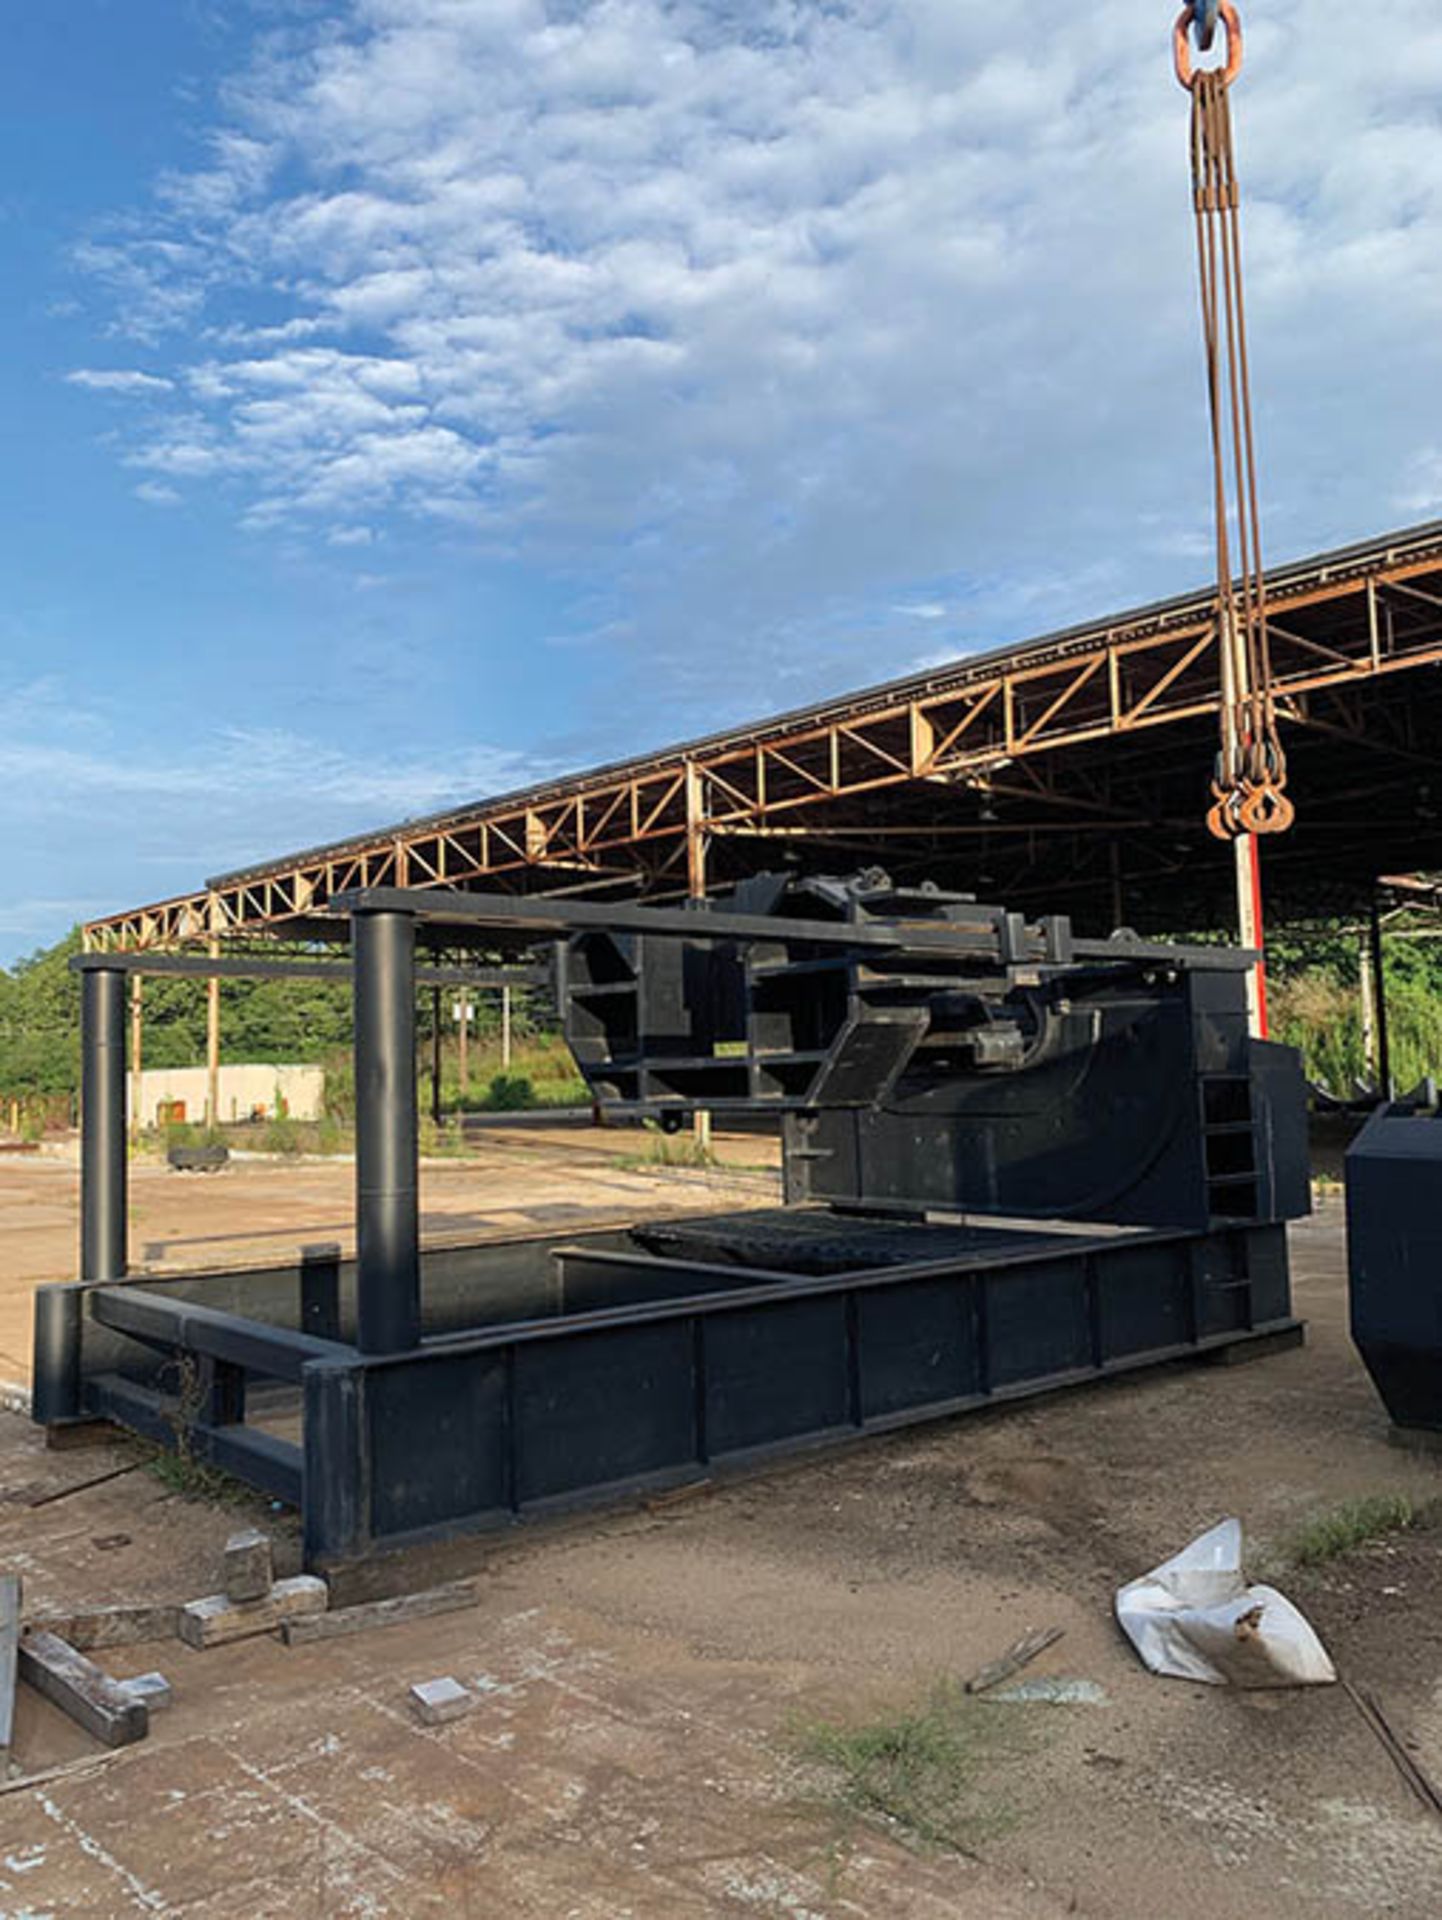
[84, 518, 1442, 954]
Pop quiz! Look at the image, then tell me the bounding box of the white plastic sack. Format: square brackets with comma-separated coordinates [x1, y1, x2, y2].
[1115, 1518, 1336, 1688]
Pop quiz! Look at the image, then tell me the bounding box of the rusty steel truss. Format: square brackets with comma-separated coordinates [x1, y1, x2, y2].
[85, 519, 1442, 952]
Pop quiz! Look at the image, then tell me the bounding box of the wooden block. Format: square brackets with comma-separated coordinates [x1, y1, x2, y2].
[179, 1575, 328, 1650]
[179, 1576, 326, 1651]
[282, 1580, 477, 1647]
[18, 1631, 148, 1749]
[44, 1420, 125, 1453]
[28, 1605, 181, 1652]
[410, 1677, 472, 1726]
[223, 1529, 273, 1604]
[0, 1576, 19, 1765]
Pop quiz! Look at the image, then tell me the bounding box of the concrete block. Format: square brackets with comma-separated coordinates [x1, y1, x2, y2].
[223, 1529, 274, 1604]
[120, 1672, 172, 1712]
[180, 1575, 328, 1650]
[409, 1677, 473, 1726]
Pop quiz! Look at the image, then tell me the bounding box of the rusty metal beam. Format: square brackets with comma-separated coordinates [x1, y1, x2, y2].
[83, 519, 1442, 951]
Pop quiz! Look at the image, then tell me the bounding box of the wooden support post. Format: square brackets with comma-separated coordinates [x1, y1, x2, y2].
[686, 763, 713, 1156]
[458, 993, 470, 1096]
[1233, 834, 1268, 1039]
[1360, 932, 1380, 1091]
[501, 985, 512, 1072]
[1369, 896, 1393, 1100]
[128, 975, 143, 1138]
[206, 940, 221, 1130]
[430, 985, 443, 1129]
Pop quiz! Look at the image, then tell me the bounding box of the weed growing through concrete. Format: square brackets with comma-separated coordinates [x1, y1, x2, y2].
[616, 1120, 717, 1172]
[144, 1355, 251, 1504]
[792, 1681, 1034, 1857]
[1287, 1493, 1416, 1566]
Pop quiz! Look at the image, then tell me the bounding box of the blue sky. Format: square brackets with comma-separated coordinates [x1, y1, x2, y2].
[3, 0, 1441, 961]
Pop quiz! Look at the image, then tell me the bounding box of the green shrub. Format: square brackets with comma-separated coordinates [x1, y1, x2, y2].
[486, 1073, 534, 1111]
[262, 1113, 301, 1155]
[315, 1115, 351, 1155]
[322, 1053, 355, 1121]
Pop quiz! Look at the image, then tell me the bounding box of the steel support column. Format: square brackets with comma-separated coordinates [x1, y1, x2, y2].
[353, 909, 421, 1354]
[81, 966, 127, 1283]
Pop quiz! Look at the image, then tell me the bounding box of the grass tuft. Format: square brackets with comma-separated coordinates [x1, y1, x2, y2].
[792, 1682, 1029, 1856]
[143, 1446, 251, 1505]
[1286, 1492, 1416, 1567]
[615, 1119, 717, 1172]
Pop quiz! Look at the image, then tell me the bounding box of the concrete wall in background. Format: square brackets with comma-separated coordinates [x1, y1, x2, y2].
[128, 1064, 324, 1128]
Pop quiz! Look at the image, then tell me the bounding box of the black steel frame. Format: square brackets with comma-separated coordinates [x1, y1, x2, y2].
[36, 893, 1302, 1569]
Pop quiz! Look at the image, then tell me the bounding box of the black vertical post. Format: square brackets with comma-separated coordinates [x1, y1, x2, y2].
[1369, 896, 1393, 1101]
[353, 910, 420, 1354]
[300, 1241, 342, 1342]
[32, 1286, 83, 1423]
[80, 965, 127, 1283]
[303, 1361, 368, 1564]
[430, 984, 443, 1128]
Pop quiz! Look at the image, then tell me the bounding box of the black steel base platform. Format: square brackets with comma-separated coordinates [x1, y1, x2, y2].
[36, 1210, 1299, 1569]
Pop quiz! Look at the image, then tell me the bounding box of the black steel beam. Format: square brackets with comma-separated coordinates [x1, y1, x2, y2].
[84, 1374, 303, 1506]
[334, 886, 1255, 970]
[353, 910, 421, 1354]
[87, 1286, 352, 1383]
[80, 967, 127, 1284]
[72, 953, 541, 989]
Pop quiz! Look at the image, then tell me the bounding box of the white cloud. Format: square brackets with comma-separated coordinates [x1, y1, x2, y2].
[0, 674, 558, 957]
[0, 899, 113, 949]
[66, 367, 174, 394]
[64, 0, 1442, 718]
[134, 480, 182, 506]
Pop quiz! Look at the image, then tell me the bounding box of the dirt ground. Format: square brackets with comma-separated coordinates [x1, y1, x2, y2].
[0, 1124, 779, 1390]
[1, 1176, 1440, 1916]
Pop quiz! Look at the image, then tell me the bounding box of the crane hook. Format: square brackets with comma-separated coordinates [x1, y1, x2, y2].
[1174, 0, 1242, 89]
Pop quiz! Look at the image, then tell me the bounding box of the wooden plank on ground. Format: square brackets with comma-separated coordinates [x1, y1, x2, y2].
[18, 1631, 148, 1749]
[963, 1625, 1066, 1696]
[282, 1579, 478, 1646]
[28, 1606, 181, 1652]
[0, 1576, 20, 1767]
